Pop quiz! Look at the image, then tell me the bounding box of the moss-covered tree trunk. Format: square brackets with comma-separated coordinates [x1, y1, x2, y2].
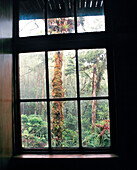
[51, 51, 64, 146]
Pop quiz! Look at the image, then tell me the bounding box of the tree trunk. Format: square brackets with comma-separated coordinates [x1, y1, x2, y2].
[91, 64, 97, 124]
[51, 51, 64, 146]
[96, 56, 107, 92]
[41, 66, 46, 121]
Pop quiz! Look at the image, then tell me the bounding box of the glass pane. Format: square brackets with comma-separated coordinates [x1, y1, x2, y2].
[19, 52, 46, 99]
[50, 101, 79, 147]
[19, 0, 45, 37]
[47, 0, 75, 34]
[81, 100, 110, 147]
[77, 0, 105, 33]
[21, 102, 48, 148]
[78, 49, 108, 97]
[48, 50, 77, 98]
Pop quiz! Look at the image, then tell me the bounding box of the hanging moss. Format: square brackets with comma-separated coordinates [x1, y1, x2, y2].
[51, 51, 64, 146]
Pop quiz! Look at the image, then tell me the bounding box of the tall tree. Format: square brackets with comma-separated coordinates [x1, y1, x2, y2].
[78, 50, 107, 124]
[91, 54, 107, 124]
[91, 64, 97, 124]
[51, 51, 64, 146]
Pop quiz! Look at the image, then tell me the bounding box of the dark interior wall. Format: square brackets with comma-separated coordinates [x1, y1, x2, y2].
[0, 0, 13, 169]
[115, 45, 137, 168]
[112, 0, 137, 168]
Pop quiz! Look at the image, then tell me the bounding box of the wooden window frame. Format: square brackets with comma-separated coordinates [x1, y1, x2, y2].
[13, 0, 117, 155]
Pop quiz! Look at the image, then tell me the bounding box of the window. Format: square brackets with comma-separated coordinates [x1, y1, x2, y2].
[14, 0, 115, 154]
[19, 0, 105, 37]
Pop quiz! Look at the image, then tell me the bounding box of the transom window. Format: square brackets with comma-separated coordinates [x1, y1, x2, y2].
[19, 0, 105, 37]
[14, 0, 115, 153]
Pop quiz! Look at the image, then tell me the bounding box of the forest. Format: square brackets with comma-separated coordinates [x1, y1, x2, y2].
[19, 14, 110, 149]
[20, 48, 110, 148]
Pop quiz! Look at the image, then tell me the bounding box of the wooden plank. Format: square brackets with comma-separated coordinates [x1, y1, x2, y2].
[14, 153, 118, 158]
[0, 0, 13, 169]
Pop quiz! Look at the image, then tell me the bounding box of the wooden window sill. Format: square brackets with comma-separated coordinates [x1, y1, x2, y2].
[13, 154, 118, 158]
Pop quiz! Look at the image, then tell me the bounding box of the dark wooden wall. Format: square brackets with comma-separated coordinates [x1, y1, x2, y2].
[112, 0, 137, 164]
[112, 1, 137, 169]
[0, 0, 13, 169]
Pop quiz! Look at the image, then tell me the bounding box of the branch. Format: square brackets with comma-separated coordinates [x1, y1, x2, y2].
[19, 20, 34, 32]
[96, 57, 107, 92]
[82, 101, 90, 116]
[80, 65, 92, 71]
[20, 62, 44, 78]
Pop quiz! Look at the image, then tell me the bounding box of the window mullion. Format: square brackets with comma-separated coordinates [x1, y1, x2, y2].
[76, 49, 82, 149]
[74, 0, 77, 33]
[13, 0, 19, 38]
[45, 51, 52, 151]
[45, 0, 48, 35]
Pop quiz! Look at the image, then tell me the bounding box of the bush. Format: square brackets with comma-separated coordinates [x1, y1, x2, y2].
[21, 114, 48, 148]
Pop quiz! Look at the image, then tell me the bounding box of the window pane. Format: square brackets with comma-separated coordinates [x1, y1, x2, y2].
[77, 0, 105, 32]
[19, 0, 45, 37]
[78, 49, 108, 97]
[47, 0, 75, 34]
[48, 50, 77, 98]
[19, 52, 46, 99]
[50, 101, 79, 147]
[81, 99, 110, 147]
[21, 102, 48, 148]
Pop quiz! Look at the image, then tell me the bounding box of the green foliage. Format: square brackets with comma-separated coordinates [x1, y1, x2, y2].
[21, 115, 28, 123]
[28, 115, 43, 124]
[21, 114, 48, 148]
[21, 107, 110, 148]
[82, 123, 110, 147]
[62, 129, 79, 147]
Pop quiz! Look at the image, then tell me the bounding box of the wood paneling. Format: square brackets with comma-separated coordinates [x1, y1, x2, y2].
[0, 0, 13, 169]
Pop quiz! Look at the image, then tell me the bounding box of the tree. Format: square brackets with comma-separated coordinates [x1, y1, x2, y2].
[91, 52, 107, 124]
[78, 49, 107, 124]
[91, 64, 97, 124]
[51, 51, 64, 146]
